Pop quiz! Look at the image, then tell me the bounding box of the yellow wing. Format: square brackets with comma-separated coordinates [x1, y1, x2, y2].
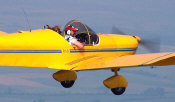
[67, 52, 175, 70]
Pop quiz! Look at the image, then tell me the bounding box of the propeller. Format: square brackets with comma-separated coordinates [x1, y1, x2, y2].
[140, 37, 160, 53]
[112, 26, 160, 53]
[112, 26, 125, 35]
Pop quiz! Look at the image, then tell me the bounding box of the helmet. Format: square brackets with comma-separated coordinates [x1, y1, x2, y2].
[65, 25, 78, 31]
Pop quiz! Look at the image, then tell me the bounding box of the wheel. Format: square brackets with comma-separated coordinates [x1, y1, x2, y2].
[60, 80, 75, 88]
[111, 87, 126, 95]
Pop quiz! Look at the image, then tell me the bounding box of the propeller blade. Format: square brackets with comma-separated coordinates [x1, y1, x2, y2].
[111, 26, 161, 53]
[140, 37, 160, 53]
[112, 26, 126, 35]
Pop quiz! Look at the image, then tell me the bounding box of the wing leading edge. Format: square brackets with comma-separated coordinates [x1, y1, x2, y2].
[66, 52, 175, 70]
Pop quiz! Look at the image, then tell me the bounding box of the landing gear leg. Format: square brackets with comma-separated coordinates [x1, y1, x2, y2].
[111, 68, 120, 75]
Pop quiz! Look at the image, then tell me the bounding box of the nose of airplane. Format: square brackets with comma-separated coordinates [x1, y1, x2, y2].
[133, 36, 141, 43]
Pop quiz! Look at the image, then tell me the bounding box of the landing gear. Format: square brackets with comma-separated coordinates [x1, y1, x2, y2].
[52, 70, 77, 88]
[53, 69, 128, 95]
[103, 68, 128, 95]
[111, 87, 126, 95]
[60, 80, 75, 88]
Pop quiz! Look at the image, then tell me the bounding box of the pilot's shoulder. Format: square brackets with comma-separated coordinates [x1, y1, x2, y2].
[64, 35, 69, 39]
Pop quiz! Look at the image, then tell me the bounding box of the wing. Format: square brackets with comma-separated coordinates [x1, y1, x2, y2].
[67, 52, 175, 70]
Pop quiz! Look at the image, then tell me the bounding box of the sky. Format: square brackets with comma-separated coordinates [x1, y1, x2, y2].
[0, 0, 175, 102]
[1, 0, 175, 45]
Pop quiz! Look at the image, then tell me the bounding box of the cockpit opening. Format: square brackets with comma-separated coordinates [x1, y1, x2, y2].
[63, 20, 99, 45]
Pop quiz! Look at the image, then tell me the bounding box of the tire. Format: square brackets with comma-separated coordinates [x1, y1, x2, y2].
[60, 80, 75, 88]
[111, 87, 126, 95]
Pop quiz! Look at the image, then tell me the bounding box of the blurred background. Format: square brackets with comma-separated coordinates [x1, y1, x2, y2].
[0, 0, 175, 102]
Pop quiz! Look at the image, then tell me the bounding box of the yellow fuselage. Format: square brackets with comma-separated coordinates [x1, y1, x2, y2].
[0, 29, 138, 70]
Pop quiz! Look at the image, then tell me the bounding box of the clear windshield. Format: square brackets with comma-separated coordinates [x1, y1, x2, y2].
[63, 20, 99, 45]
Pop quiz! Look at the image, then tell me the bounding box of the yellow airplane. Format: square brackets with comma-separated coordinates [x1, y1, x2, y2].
[0, 20, 175, 95]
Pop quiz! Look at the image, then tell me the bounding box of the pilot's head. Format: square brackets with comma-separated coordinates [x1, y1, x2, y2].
[65, 25, 78, 36]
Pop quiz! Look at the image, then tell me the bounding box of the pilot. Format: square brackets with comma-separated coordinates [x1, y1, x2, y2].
[65, 25, 84, 49]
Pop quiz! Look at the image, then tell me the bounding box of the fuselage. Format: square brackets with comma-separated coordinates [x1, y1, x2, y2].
[0, 29, 139, 69]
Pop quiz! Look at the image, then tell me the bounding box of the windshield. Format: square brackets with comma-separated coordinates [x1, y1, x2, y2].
[63, 20, 99, 45]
